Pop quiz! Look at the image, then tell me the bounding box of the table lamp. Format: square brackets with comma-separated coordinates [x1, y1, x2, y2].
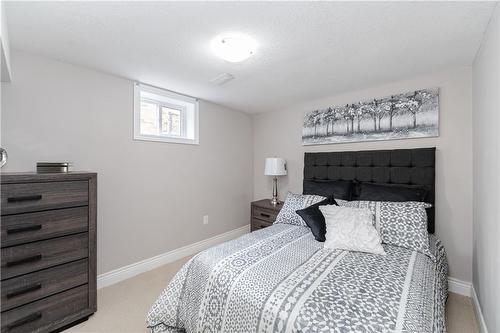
[264, 157, 287, 205]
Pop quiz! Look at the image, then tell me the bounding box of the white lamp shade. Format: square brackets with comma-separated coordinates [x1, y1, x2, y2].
[264, 157, 287, 176]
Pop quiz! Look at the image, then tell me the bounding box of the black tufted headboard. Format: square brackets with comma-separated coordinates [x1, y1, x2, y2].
[303, 147, 436, 233]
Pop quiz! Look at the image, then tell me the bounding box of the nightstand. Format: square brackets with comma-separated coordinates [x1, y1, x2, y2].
[251, 199, 283, 231]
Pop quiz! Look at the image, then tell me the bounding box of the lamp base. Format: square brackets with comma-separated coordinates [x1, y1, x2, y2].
[270, 176, 280, 206]
[270, 197, 280, 206]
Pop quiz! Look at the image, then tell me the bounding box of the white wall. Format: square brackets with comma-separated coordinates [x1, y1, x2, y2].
[253, 68, 473, 283]
[0, 48, 482, 295]
[472, 4, 500, 332]
[1, 50, 254, 275]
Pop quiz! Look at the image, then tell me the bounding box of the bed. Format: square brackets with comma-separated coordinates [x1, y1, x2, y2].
[147, 148, 448, 333]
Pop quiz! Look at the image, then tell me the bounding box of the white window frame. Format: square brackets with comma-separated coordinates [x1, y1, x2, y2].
[134, 83, 199, 145]
[144, 98, 186, 137]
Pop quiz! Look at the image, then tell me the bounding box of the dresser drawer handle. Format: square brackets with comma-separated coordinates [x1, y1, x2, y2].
[260, 213, 271, 218]
[6, 312, 42, 330]
[6, 283, 42, 298]
[6, 225, 42, 234]
[7, 195, 42, 203]
[6, 254, 42, 267]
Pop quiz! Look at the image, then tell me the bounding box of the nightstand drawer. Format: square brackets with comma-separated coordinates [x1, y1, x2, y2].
[1, 285, 89, 333]
[1, 207, 88, 248]
[251, 200, 283, 233]
[252, 206, 278, 223]
[1, 259, 88, 311]
[1, 181, 88, 215]
[1, 233, 89, 280]
[251, 218, 273, 231]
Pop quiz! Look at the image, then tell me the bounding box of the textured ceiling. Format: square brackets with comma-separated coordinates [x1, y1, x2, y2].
[5, 1, 496, 113]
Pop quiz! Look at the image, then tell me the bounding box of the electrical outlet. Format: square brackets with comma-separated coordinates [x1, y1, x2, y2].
[203, 215, 209, 225]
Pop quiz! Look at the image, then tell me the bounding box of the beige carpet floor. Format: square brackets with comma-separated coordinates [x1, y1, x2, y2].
[67, 256, 479, 333]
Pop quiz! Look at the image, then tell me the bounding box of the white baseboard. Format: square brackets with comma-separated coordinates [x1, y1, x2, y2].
[471, 285, 488, 333]
[448, 277, 471, 297]
[97, 224, 250, 289]
[98, 234, 478, 299]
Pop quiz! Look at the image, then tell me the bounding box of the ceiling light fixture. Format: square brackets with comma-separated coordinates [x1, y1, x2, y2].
[211, 33, 257, 63]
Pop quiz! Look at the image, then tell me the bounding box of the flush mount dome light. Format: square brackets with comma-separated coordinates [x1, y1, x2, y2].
[211, 33, 257, 63]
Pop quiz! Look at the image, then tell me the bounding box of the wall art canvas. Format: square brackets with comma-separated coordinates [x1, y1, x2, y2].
[302, 88, 439, 145]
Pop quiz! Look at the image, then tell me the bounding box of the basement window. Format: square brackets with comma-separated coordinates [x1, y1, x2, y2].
[134, 83, 199, 145]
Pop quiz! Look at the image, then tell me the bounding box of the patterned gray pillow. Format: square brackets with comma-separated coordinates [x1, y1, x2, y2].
[274, 192, 325, 227]
[335, 199, 358, 208]
[338, 200, 433, 258]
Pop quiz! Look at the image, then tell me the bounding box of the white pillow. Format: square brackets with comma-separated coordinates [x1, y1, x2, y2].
[319, 205, 386, 255]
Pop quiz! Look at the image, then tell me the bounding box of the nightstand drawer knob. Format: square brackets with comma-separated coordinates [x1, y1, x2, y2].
[260, 213, 271, 218]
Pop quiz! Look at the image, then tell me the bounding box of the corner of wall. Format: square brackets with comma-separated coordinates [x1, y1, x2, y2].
[1, 1, 12, 82]
[471, 3, 500, 332]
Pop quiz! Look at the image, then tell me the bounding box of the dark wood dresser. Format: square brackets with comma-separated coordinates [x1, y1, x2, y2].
[1, 172, 97, 333]
[250, 199, 283, 232]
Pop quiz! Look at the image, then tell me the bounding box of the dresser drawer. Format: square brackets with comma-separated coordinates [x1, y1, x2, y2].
[252, 206, 278, 223]
[1, 259, 88, 311]
[1, 181, 88, 215]
[1, 207, 88, 248]
[1, 285, 89, 333]
[1, 233, 88, 280]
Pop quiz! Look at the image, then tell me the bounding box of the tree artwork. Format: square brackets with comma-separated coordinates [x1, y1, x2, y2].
[302, 88, 439, 145]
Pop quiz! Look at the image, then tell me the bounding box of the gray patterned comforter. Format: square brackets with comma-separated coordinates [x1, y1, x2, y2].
[147, 224, 448, 333]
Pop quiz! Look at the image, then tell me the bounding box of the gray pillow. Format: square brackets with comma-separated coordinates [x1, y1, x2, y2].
[338, 200, 433, 258]
[274, 192, 325, 227]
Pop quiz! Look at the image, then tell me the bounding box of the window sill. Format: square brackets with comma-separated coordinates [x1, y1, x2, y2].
[133, 134, 199, 145]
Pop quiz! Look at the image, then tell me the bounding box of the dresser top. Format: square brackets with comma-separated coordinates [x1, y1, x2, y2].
[1, 171, 97, 184]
